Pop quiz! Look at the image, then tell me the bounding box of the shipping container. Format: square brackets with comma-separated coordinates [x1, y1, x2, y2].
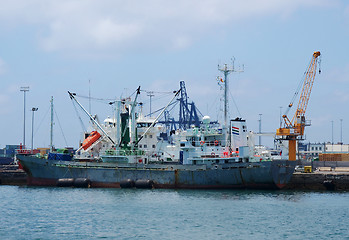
[319, 153, 349, 161]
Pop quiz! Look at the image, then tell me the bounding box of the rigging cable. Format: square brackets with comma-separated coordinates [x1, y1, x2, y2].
[75, 94, 115, 102]
[229, 90, 242, 117]
[145, 101, 178, 118]
[187, 97, 204, 118]
[206, 94, 220, 121]
[284, 58, 313, 117]
[34, 105, 50, 136]
[71, 98, 87, 133]
[141, 92, 174, 106]
[54, 106, 69, 147]
[140, 89, 174, 94]
[128, 88, 139, 99]
[153, 101, 179, 121]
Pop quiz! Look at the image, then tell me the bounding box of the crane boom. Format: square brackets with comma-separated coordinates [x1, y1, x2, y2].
[291, 51, 321, 126]
[276, 51, 321, 161]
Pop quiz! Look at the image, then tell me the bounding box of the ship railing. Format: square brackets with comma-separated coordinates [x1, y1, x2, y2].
[16, 149, 40, 155]
[188, 148, 235, 159]
[189, 139, 227, 147]
[103, 148, 146, 156]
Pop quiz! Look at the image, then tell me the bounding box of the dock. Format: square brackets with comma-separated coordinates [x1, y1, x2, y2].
[0, 165, 27, 185]
[285, 169, 349, 191]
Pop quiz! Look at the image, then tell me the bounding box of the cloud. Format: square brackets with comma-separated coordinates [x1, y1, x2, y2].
[0, 0, 337, 56]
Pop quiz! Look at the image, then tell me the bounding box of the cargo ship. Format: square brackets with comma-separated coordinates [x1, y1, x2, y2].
[17, 154, 295, 189]
[17, 66, 296, 189]
[17, 113, 296, 189]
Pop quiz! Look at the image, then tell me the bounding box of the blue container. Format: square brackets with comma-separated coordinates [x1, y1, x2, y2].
[5, 145, 20, 156]
[48, 153, 73, 161]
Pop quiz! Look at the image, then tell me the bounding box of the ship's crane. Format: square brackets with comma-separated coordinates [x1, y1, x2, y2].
[276, 51, 321, 161]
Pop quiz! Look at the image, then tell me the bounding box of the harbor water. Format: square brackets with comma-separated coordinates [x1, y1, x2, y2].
[1, 186, 348, 239]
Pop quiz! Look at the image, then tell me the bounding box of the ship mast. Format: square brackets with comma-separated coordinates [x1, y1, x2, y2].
[115, 100, 121, 145]
[50, 96, 54, 151]
[129, 87, 141, 145]
[218, 59, 243, 146]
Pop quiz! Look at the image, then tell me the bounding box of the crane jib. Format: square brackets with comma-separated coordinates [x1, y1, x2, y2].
[276, 51, 321, 161]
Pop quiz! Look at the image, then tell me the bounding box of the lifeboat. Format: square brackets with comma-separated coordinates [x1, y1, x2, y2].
[82, 131, 101, 150]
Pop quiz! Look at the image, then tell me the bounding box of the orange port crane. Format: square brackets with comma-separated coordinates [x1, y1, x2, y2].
[276, 51, 321, 161]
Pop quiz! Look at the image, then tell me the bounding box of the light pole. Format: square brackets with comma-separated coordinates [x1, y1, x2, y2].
[279, 106, 283, 128]
[20, 86, 29, 148]
[331, 120, 334, 152]
[259, 114, 262, 146]
[31, 107, 38, 151]
[340, 119, 343, 152]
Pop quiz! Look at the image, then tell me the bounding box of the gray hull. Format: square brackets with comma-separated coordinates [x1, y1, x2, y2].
[17, 155, 296, 189]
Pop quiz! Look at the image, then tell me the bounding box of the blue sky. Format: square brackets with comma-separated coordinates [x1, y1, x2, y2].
[1, 0, 349, 148]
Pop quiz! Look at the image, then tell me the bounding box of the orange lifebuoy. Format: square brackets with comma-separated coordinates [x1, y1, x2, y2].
[214, 140, 219, 146]
[200, 141, 205, 146]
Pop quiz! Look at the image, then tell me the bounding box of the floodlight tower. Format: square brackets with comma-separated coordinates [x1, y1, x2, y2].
[20, 86, 30, 148]
[31, 107, 38, 150]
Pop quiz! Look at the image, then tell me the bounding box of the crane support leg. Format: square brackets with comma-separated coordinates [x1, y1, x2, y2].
[289, 140, 297, 161]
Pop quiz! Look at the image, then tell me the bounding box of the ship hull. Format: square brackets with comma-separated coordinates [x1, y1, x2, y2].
[17, 154, 296, 189]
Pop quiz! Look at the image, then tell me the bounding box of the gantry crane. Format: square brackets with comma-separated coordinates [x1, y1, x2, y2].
[276, 51, 321, 161]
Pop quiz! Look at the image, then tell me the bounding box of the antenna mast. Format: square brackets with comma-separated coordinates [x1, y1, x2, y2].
[147, 91, 154, 117]
[218, 58, 244, 132]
